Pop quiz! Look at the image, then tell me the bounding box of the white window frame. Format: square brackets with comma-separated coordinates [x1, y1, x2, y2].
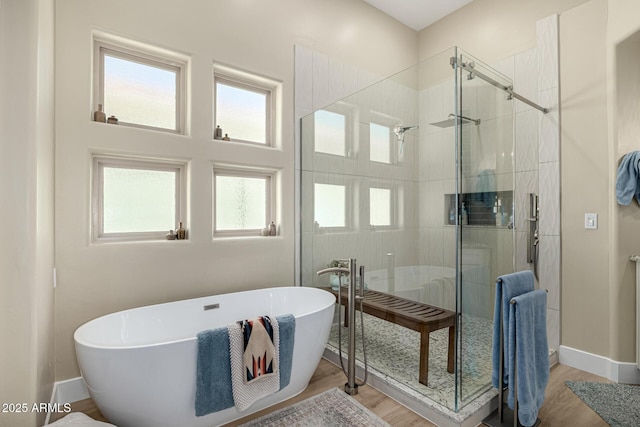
[369, 181, 397, 230]
[312, 177, 354, 232]
[369, 112, 401, 164]
[92, 155, 187, 242]
[369, 122, 393, 164]
[213, 166, 276, 237]
[93, 36, 188, 134]
[213, 64, 280, 147]
[312, 102, 355, 158]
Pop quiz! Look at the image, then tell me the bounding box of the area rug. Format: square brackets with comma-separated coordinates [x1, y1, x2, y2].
[238, 387, 390, 426]
[565, 381, 640, 426]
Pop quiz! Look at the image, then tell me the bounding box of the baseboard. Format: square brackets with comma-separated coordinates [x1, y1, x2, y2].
[43, 377, 89, 425]
[54, 376, 90, 404]
[559, 345, 640, 384]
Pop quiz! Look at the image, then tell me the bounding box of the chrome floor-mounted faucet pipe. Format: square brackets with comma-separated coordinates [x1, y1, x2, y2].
[317, 258, 368, 395]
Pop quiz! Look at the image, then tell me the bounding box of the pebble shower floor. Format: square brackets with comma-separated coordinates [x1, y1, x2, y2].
[326, 310, 494, 411]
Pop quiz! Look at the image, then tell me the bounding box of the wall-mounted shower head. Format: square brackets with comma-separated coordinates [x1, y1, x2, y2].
[393, 125, 419, 140]
[393, 125, 419, 155]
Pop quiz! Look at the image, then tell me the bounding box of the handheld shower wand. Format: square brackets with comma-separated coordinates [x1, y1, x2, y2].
[394, 125, 419, 154]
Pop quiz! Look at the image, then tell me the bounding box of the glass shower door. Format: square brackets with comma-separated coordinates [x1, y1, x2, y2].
[298, 46, 517, 415]
[455, 49, 515, 408]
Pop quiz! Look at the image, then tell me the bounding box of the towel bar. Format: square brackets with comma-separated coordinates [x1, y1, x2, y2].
[510, 289, 547, 304]
[484, 277, 542, 427]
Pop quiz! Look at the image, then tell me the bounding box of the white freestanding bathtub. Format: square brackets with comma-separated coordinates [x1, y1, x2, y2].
[74, 286, 335, 427]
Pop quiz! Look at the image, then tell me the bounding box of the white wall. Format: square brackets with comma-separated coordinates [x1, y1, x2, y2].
[0, 0, 55, 425]
[54, 0, 417, 381]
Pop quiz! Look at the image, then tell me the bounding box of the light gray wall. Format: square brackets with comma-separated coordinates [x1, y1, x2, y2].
[0, 0, 55, 425]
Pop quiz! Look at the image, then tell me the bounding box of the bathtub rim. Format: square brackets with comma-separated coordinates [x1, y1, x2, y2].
[73, 285, 336, 350]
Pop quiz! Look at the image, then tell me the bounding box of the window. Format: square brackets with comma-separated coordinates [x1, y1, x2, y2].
[92, 156, 186, 241]
[213, 65, 279, 146]
[215, 79, 269, 144]
[94, 36, 187, 134]
[370, 187, 391, 227]
[370, 122, 391, 163]
[314, 110, 346, 156]
[214, 168, 274, 236]
[314, 183, 346, 228]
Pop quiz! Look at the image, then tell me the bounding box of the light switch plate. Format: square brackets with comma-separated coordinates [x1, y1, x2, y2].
[585, 213, 598, 230]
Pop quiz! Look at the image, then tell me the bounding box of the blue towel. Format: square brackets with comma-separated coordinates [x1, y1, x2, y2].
[507, 290, 549, 426]
[277, 314, 295, 389]
[616, 151, 640, 205]
[476, 169, 497, 207]
[195, 327, 234, 416]
[491, 270, 535, 389]
[195, 314, 295, 417]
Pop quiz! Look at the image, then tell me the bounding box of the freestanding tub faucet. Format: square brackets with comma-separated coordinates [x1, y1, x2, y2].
[317, 258, 366, 395]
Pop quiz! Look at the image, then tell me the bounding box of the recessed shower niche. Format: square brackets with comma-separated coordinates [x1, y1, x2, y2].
[445, 191, 514, 226]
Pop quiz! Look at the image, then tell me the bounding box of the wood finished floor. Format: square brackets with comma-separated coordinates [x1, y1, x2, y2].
[49, 359, 611, 426]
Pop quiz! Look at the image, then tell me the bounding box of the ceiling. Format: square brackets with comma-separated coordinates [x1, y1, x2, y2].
[362, 0, 474, 31]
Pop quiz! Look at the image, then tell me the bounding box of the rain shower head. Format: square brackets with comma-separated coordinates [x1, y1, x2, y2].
[430, 114, 480, 128]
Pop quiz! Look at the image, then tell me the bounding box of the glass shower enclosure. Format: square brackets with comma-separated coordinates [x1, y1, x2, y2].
[299, 47, 515, 413]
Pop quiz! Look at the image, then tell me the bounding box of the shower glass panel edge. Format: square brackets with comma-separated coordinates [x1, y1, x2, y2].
[456, 47, 516, 410]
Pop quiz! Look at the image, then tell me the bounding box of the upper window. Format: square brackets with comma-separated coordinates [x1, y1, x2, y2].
[213, 65, 280, 146]
[314, 110, 346, 156]
[93, 36, 187, 134]
[215, 79, 269, 144]
[92, 156, 187, 242]
[369, 122, 391, 164]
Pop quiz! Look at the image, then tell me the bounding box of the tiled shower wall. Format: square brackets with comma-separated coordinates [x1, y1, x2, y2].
[487, 14, 560, 351]
[294, 13, 560, 352]
[295, 45, 422, 285]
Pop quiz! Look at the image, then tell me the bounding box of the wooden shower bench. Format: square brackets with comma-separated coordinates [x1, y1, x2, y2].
[327, 288, 455, 386]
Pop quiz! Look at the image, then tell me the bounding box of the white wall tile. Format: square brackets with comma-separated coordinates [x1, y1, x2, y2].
[294, 45, 313, 120]
[515, 170, 539, 232]
[428, 130, 444, 181]
[538, 234, 560, 310]
[515, 109, 539, 172]
[514, 48, 538, 113]
[312, 51, 330, 111]
[426, 83, 444, 125]
[342, 62, 359, 99]
[515, 231, 531, 272]
[546, 308, 560, 351]
[539, 161, 560, 236]
[538, 87, 560, 163]
[536, 14, 559, 92]
[491, 55, 515, 81]
[328, 57, 345, 106]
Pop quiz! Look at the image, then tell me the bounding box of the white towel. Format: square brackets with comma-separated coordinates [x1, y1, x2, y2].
[228, 318, 280, 412]
[47, 413, 116, 426]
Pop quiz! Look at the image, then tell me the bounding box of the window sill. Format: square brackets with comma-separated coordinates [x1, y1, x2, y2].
[91, 238, 191, 246]
[212, 234, 283, 241]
